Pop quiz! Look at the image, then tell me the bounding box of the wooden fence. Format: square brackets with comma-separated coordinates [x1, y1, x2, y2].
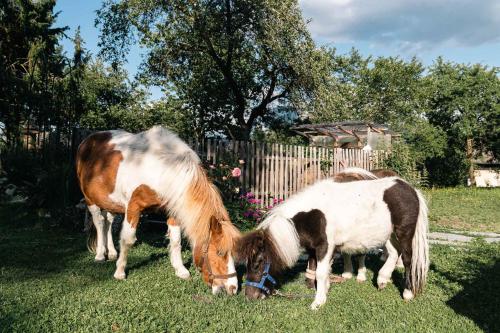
[188, 139, 386, 207]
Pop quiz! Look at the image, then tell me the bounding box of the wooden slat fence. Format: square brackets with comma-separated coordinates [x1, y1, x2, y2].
[189, 139, 385, 207]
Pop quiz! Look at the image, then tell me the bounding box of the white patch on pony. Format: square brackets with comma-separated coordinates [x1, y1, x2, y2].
[88, 204, 106, 261]
[258, 214, 301, 267]
[212, 285, 223, 295]
[356, 255, 367, 282]
[120, 219, 137, 246]
[105, 212, 117, 260]
[403, 288, 414, 300]
[224, 253, 238, 295]
[108, 126, 200, 232]
[342, 253, 353, 279]
[168, 225, 190, 279]
[377, 239, 398, 289]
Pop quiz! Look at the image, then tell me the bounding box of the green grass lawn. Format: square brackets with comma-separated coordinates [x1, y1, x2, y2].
[1, 204, 499, 333]
[424, 187, 500, 233]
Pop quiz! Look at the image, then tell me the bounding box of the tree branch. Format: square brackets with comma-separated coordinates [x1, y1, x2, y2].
[202, 30, 246, 125]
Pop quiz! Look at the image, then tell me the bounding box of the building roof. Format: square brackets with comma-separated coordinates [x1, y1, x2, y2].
[291, 121, 398, 140]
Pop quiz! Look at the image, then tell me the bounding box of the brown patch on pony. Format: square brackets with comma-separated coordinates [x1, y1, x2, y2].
[236, 230, 287, 298]
[192, 217, 240, 285]
[76, 131, 125, 213]
[167, 217, 177, 226]
[383, 179, 421, 293]
[126, 185, 162, 228]
[235, 230, 287, 276]
[371, 169, 399, 178]
[333, 172, 371, 182]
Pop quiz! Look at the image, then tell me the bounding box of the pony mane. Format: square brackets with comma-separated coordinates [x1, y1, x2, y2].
[235, 230, 287, 275]
[257, 213, 301, 267]
[338, 167, 377, 179]
[183, 165, 241, 252]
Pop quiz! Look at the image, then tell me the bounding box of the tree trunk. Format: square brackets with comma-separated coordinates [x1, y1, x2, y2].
[466, 137, 475, 186]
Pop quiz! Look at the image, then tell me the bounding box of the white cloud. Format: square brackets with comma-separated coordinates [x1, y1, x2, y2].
[300, 0, 500, 52]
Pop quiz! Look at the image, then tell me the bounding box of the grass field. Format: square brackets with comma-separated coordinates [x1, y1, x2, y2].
[1, 199, 499, 333]
[424, 187, 500, 233]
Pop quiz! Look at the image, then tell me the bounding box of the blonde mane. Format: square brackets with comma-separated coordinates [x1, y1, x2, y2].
[182, 165, 241, 252]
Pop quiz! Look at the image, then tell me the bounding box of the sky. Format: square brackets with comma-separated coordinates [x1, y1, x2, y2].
[54, 0, 500, 100]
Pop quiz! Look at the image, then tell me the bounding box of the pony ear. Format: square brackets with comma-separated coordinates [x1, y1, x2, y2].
[234, 231, 265, 263]
[209, 216, 221, 234]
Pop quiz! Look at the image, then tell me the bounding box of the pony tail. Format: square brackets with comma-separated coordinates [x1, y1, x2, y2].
[410, 189, 429, 295]
[85, 210, 97, 253]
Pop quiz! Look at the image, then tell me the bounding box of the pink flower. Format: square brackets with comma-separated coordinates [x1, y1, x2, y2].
[231, 167, 241, 178]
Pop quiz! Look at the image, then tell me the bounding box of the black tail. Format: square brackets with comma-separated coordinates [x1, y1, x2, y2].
[84, 209, 97, 253]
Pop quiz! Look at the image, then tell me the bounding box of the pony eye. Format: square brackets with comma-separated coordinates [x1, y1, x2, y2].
[217, 250, 225, 257]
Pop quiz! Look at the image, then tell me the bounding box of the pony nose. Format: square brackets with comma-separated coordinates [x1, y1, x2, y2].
[227, 285, 237, 295]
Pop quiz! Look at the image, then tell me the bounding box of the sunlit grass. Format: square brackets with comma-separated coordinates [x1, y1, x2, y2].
[423, 187, 500, 233]
[1, 204, 499, 332]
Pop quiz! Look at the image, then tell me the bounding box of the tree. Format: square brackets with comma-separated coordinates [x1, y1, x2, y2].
[96, 0, 331, 139]
[0, 0, 67, 146]
[424, 58, 500, 185]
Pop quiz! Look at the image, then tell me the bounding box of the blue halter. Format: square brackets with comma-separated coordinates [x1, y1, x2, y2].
[244, 263, 277, 294]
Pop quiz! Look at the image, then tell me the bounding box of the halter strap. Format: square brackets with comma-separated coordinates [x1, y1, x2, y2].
[199, 234, 237, 284]
[244, 263, 277, 294]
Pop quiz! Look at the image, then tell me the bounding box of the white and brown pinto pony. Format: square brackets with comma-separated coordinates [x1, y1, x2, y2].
[76, 126, 240, 294]
[304, 167, 403, 288]
[236, 176, 429, 310]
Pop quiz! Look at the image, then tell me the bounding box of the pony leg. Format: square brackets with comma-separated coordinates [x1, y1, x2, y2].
[341, 253, 353, 279]
[167, 217, 190, 279]
[395, 254, 404, 268]
[311, 244, 335, 310]
[377, 238, 399, 290]
[105, 212, 118, 261]
[356, 254, 367, 282]
[305, 249, 316, 289]
[88, 205, 107, 262]
[114, 209, 140, 280]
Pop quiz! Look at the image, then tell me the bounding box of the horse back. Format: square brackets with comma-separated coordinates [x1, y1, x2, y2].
[76, 130, 126, 213]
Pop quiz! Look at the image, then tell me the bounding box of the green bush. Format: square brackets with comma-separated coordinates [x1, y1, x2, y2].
[0, 147, 82, 227]
[380, 141, 427, 187]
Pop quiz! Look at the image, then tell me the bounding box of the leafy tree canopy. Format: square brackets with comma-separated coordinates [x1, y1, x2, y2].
[96, 0, 332, 139]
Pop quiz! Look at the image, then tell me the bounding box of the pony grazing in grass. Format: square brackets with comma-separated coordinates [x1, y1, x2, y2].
[76, 126, 240, 295]
[237, 177, 429, 310]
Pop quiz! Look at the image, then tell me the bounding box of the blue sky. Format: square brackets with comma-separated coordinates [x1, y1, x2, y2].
[55, 0, 500, 100]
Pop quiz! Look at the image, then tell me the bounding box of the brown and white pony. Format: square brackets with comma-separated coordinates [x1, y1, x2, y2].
[76, 126, 240, 294]
[304, 167, 402, 288]
[237, 176, 429, 310]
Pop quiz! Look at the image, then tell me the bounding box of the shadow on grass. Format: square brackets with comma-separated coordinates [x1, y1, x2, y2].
[433, 259, 500, 333]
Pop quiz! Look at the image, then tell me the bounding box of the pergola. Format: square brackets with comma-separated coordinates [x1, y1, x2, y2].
[291, 121, 399, 149]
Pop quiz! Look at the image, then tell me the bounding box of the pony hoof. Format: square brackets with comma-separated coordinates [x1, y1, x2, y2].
[114, 271, 126, 280]
[175, 270, 191, 280]
[356, 276, 366, 283]
[310, 300, 324, 311]
[94, 257, 106, 263]
[107, 254, 118, 261]
[341, 272, 353, 279]
[403, 289, 414, 301]
[378, 282, 387, 290]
